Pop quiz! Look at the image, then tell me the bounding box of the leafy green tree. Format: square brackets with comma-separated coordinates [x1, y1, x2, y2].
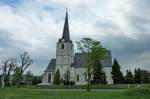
[134, 68, 142, 84]
[64, 70, 70, 85]
[76, 38, 106, 92]
[32, 76, 42, 85]
[13, 66, 21, 85]
[125, 70, 134, 84]
[143, 76, 150, 84]
[53, 69, 60, 85]
[93, 60, 106, 84]
[140, 70, 150, 84]
[111, 58, 124, 84]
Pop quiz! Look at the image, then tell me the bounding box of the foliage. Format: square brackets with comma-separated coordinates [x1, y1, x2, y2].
[76, 38, 107, 92]
[64, 70, 70, 82]
[25, 71, 33, 85]
[53, 69, 60, 85]
[32, 76, 42, 85]
[0, 57, 17, 87]
[0, 52, 33, 87]
[141, 70, 150, 84]
[111, 58, 124, 84]
[92, 60, 106, 84]
[125, 70, 134, 84]
[12, 66, 22, 85]
[134, 68, 142, 84]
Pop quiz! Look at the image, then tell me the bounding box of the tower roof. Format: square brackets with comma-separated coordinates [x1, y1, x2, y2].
[61, 10, 70, 42]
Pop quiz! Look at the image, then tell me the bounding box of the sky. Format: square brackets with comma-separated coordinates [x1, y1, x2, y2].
[0, 0, 150, 75]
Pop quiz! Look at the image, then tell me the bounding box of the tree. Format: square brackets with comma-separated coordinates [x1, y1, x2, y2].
[92, 59, 106, 84]
[53, 69, 60, 85]
[140, 69, 150, 84]
[0, 57, 16, 87]
[16, 52, 33, 85]
[25, 71, 33, 85]
[32, 76, 42, 85]
[111, 58, 124, 84]
[134, 68, 142, 84]
[12, 66, 21, 85]
[76, 38, 106, 92]
[125, 70, 134, 84]
[1, 59, 9, 88]
[64, 70, 70, 85]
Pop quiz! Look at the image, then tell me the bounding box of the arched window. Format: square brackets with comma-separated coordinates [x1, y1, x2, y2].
[61, 44, 64, 49]
[85, 72, 87, 81]
[48, 73, 51, 83]
[77, 74, 79, 82]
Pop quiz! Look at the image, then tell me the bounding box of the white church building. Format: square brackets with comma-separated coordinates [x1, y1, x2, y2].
[42, 11, 113, 85]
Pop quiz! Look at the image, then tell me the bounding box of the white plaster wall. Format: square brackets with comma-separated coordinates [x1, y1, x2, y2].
[103, 67, 113, 84]
[55, 40, 74, 81]
[75, 68, 87, 85]
[42, 71, 54, 83]
[70, 67, 75, 81]
[56, 42, 74, 66]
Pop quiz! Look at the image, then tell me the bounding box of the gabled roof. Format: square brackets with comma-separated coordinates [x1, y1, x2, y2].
[45, 51, 112, 72]
[45, 59, 56, 72]
[74, 50, 112, 68]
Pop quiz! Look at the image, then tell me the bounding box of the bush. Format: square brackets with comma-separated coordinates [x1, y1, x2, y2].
[63, 81, 75, 85]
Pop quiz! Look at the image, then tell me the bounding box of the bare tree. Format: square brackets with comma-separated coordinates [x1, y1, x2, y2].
[0, 57, 17, 87]
[1, 59, 9, 88]
[20, 52, 33, 75]
[17, 52, 33, 84]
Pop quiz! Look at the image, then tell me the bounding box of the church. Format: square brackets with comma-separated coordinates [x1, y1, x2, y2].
[42, 10, 113, 85]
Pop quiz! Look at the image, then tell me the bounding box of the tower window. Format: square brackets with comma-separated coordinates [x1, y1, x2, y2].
[61, 44, 64, 49]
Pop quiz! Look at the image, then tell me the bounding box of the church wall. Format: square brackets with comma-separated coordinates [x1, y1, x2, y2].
[75, 68, 87, 85]
[56, 42, 74, 66]
[42, 71, 54, 84]
[103, 67, 113, 84]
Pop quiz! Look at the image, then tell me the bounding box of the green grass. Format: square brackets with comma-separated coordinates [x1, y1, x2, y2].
[24, 84, 150, 89]
[0, 87, 150, 99]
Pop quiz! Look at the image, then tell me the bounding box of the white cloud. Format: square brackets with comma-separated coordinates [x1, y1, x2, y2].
[0, 0, 150, 75]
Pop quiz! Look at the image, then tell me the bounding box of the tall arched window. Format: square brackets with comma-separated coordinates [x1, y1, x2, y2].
[61, 44, 64, 49]
[48, 74, 51, 83]
[85, 72, 87, 81]
[77, 74, 79, 82]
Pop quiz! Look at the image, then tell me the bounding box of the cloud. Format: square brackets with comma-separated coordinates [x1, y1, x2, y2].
[0, 0, 150, 75]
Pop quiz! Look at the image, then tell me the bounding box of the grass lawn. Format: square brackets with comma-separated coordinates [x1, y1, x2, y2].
[0, 87, 150, 99]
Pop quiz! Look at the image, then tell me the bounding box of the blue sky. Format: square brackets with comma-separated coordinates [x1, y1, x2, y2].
[0, 0, 22, 7]
[0, 0, 150, 75]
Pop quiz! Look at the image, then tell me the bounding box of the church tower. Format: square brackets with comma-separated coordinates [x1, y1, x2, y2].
[55, 10, 75, 81]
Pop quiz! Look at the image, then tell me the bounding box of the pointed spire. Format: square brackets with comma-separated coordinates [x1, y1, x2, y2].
[62, 8, 70, 42]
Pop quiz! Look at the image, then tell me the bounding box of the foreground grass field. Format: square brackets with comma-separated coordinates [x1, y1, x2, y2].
[0, 87, 150, 99]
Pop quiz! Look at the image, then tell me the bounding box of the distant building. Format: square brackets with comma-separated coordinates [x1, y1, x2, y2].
[42, 10, 113, 85]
